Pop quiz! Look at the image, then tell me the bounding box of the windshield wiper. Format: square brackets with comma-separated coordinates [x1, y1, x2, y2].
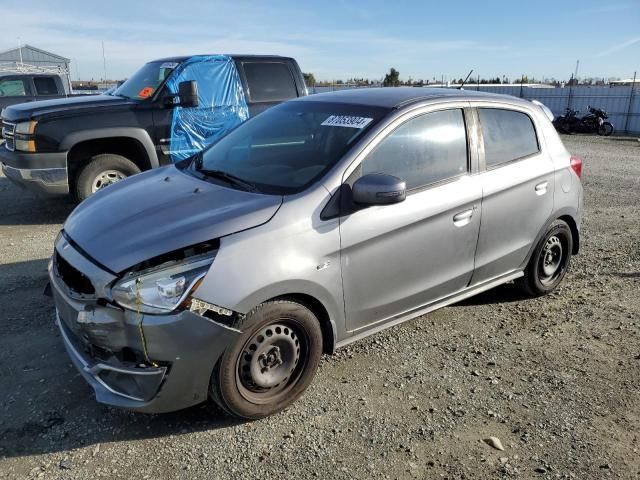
[198, 169, 261, 193]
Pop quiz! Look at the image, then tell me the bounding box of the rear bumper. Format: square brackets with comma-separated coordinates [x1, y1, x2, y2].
[0, 149, 69, 195]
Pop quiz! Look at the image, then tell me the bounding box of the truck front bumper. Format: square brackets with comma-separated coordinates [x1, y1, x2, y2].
[0, 149, 69, 195]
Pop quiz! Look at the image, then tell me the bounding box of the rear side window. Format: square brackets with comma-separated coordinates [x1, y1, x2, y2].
[243, 62, 297, 102]
[33, 77, 58, 95]
[361, 109, 468, 190]
[0, 78, 28, 96]
[478, 108, 539, 167]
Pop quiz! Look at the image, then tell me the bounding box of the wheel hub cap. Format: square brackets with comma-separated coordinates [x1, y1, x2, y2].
[240, 324, 300, 390]
[92, 170, 126, 193]
[541, 236, 563, 278]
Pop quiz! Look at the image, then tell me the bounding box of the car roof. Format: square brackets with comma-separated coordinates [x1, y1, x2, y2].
[150, 54, 293, 63]
[297, 87, 526, 109]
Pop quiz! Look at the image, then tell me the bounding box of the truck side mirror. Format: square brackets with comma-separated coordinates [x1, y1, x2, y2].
[178, 80, 199, 108]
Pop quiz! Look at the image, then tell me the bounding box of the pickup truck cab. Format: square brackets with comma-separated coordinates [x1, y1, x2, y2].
[0, 72, 70, 110]
[1, 55, 307, 200]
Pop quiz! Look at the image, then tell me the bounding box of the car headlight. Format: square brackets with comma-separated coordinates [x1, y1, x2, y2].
[15, 120, 37, 135]
[112, 254, 215, 314]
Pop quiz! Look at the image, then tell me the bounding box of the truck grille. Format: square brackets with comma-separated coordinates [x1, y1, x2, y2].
[54, 251, 96, 296]
[1, 121, 15, 151]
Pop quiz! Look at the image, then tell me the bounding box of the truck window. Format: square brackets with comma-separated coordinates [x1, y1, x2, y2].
[243, 62, 297, 102]
[33, 77, 59, 96]
[0, 79, 28, 96]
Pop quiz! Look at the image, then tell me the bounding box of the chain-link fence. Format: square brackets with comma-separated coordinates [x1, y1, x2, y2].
[312, 82, 640, 135]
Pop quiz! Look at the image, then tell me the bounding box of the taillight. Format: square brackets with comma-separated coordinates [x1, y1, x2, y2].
[570, 155, 582, 180]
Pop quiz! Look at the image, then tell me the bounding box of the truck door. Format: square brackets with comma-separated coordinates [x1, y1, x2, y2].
[236, 60, 303, 116]
[0, 76, 35, 109]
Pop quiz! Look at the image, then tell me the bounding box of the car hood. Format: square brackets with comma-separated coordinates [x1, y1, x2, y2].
[1, 94, 137, 122]
[63, 166, 283, 273]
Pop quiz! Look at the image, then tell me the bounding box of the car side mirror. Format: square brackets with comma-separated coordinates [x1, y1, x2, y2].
[352, 173, 406, 206]
[178, 80, 199, 108]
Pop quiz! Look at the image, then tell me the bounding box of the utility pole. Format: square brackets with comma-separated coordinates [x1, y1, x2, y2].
[574, 60, 580, 83]
[102, 41, 107, 83]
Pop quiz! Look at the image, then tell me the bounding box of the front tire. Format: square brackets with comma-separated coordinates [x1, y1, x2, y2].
[75, 153, 141, 201]
[518, 219, 573, 297]
[598, 122, 614, 136]
[210, 300, 323, 419]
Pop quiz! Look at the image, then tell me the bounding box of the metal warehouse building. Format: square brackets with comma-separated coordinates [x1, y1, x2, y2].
[0, 44, 72, 92]
[0, 44, 70, 72]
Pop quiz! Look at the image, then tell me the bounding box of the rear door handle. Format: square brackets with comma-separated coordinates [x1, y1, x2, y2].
[535, 181, 549, 195]
[453, 209, 474, 226]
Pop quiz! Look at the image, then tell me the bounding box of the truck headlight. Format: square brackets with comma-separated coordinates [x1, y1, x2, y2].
[112, 254, 215, 314]
[14, 120, 37, 135]
[14, 121, 37, 152]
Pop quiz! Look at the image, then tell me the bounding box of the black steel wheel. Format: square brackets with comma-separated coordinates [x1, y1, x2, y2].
[518, 219, 573, 297]
[210, 300, 322, 419]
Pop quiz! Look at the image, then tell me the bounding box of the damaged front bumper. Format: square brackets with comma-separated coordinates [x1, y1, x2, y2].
[49, 237, 241, 413]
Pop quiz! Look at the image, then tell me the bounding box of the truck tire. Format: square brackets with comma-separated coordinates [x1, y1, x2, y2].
[209, 300, 323, 419]
[75, 154, 141, 201]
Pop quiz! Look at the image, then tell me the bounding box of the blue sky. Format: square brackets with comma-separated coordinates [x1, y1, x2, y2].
[1, 0, 638, 82]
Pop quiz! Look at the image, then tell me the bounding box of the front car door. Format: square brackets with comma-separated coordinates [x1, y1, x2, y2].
[339, 105, 483, 332]
[470, 104, 555, 285]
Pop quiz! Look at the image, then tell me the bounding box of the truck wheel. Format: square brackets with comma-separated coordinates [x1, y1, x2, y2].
[75, 154, 140, 201]
[518, 219, 573, 297]
[210, 300, 323, 419]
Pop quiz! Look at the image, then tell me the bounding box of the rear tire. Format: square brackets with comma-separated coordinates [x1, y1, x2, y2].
[210, 300, 323, 419]
[518, 220, 573, 297]
[75, 154, 140, 201]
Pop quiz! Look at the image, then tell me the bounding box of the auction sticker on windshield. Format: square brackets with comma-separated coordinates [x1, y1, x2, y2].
[321, 115, 373, 129]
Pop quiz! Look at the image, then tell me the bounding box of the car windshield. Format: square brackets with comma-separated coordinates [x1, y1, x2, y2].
[195, 101, 389, 195]
[112, 60, 179, 100]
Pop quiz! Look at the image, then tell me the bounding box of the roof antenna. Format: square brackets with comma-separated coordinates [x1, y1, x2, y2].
[458, 69, 474, 89]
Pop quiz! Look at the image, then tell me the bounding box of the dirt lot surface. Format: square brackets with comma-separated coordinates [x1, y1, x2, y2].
[0, 135, 639, 479]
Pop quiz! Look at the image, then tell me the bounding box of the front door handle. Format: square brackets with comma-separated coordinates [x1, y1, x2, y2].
[453, 209, 474, 227]
[535, 181, 549, 195]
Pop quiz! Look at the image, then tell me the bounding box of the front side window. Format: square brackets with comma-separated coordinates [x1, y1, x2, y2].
[0, 79, 27, 96]
[359, 109, 468, 190]
[243, 62, 297, 102]
[33, 77, 57, 95]
[478, 108, 539, 167]
[196, 101, 389, 194]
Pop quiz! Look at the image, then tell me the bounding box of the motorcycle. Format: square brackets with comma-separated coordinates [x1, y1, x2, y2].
[553, 106, 614, 136]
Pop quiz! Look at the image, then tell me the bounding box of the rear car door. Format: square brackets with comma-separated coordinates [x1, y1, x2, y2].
[236, 60, 303, 116]
[339, 106, 483, 332]
[470, 105, 555, 284]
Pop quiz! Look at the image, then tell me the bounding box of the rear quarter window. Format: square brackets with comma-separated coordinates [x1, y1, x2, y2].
[243, 62, 298, 102]
[478, 108, 539, 167]
[33, 77, 59, 96]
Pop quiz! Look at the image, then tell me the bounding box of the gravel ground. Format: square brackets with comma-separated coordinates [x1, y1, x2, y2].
[0, 134, 639, 479]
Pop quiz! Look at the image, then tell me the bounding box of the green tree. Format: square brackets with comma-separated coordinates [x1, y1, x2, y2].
[303, 72, 316, 87]
[383, 68, 401, 87]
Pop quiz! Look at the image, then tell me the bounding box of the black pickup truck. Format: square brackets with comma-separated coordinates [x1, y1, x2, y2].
[0, 73, 71, 110]
[1, 55, 307, 200]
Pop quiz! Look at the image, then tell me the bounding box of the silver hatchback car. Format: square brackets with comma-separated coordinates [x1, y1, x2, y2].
[49, 88, 583, 419]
